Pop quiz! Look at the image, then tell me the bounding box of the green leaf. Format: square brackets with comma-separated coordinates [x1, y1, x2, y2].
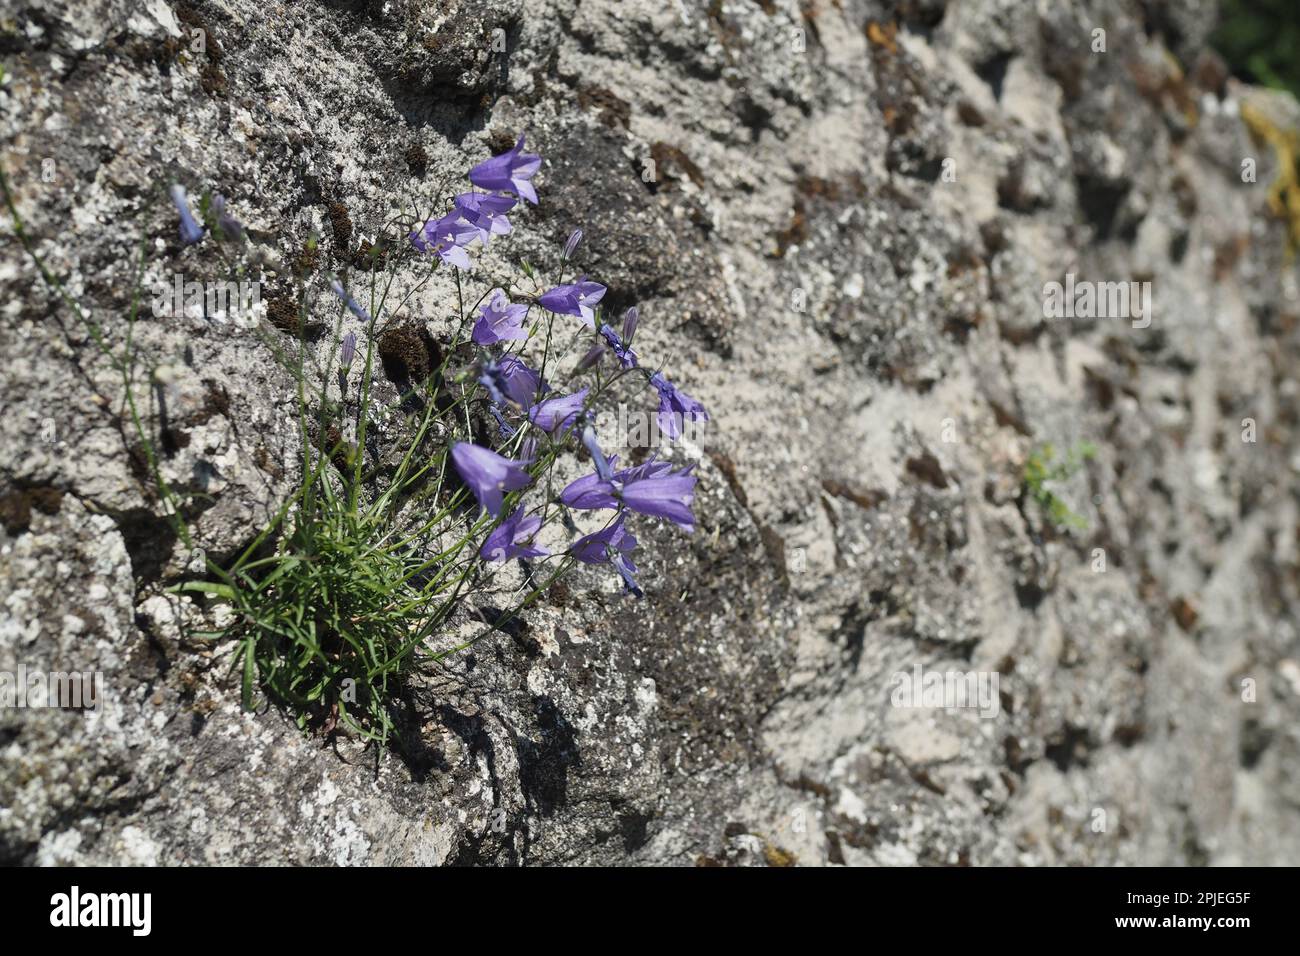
[174, 581, 238, 600]
[241, 636, 256, 710]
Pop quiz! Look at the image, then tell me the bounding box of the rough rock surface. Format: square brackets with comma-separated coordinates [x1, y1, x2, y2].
[2, 0, 1299, 865]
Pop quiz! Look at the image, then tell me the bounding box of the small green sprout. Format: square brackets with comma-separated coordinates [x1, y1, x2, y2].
[1023, 441, 1097, 531]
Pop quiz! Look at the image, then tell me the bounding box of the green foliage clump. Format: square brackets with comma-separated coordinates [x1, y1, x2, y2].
[181, 445, 486, 742]
[1023, 441, 1097, 531]
[1213, 0, 1300, 99]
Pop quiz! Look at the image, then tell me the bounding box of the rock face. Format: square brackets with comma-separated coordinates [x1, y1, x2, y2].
[2, 0, 1300, 866]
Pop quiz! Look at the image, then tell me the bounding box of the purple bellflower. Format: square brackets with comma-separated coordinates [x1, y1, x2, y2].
[616, 458, 677, 482]
[480, 505, 549, 562]
[619, 462, 698, 532]
[455, 192, 516, 244]
[209, 193, 244, 241]
[561, 456, 674, 509]
[411, 211, 478, 268]
[622, 306, 639, 344]
[528, 387, 588, 435]
[570, 513, 642, 597]
[563, 228, 583, 259]
[329, 279, 374, 325]
[649, 371, 709, 441]
[340, 331, 358, 371]
[451, 442, 533, 516]
[560, 467, 620, 511]
[469, 135, 542, 204]
[480, 354, 544, 408]
[501, 355, 546, 405]
[519, 436, 539, 465]
[599, 323, 638, 369]
[577, 344, 607, 371]
[489, 405, 518, 439]
[564, 459, 673, 511]
[478, 370, 507, 406]
[170, 185, 205, 245]
[560, 458, 697, 532]
[579, 420, 615, 481]
[473, 288, 529, 345]
[537, 279, 606, 329]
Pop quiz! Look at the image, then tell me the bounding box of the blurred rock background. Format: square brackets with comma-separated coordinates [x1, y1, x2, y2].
[2, 0, 1299, 865]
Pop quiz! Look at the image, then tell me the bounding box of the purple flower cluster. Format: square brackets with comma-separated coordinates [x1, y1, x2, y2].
[408, 136, 541, 270]
[431, 135, 711, 597]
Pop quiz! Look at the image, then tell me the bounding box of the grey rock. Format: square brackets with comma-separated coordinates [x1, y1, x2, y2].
[2, 0, 1299, 866]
